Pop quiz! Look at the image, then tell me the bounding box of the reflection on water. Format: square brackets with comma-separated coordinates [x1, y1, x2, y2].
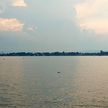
[0, 57, 108, 108]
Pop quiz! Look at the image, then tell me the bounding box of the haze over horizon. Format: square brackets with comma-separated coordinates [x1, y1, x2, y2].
[0, 0, 108, 52]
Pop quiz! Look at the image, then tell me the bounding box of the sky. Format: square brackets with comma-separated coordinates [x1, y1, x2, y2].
[0, 0, 108, 52]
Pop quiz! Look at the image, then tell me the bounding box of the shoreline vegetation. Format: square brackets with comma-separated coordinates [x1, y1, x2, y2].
[0, 50, 108, 56]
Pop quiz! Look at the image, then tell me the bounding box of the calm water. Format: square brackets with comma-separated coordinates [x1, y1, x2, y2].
[0, 57, 108, 108]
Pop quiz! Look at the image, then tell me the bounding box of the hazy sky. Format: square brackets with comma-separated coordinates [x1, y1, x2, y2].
[0, 0, 108, 52]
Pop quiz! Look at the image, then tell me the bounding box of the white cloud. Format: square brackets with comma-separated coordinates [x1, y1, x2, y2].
[27, 26, 38, 32]
[74, 0, 108, 34]
[0, 18, 24, 32]
[11, 0, 27, 7]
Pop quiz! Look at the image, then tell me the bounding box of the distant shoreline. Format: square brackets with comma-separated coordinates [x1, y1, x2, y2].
[0, 51, 108, 56]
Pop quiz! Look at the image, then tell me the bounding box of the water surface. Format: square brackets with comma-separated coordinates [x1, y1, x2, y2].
[0, 56, 108, 108]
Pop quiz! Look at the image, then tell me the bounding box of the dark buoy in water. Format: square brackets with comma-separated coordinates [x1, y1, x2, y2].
[57, 72, 61, 73]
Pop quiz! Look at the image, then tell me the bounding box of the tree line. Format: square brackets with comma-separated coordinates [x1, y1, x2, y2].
[0, 50, 108, 56]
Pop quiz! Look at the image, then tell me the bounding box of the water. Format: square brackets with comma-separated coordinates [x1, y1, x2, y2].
[0, 56, 108, 108]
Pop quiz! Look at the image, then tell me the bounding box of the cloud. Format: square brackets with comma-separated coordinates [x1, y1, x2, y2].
[0, 18, 24, 32]
[27, 26, 38, 32]
[80, 18, 108, 34]
[74, 0, 108, 34]
[11, 0, 27, 7]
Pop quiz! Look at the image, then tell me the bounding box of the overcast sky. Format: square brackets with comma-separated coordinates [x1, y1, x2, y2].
[0, 0, 108, 52]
